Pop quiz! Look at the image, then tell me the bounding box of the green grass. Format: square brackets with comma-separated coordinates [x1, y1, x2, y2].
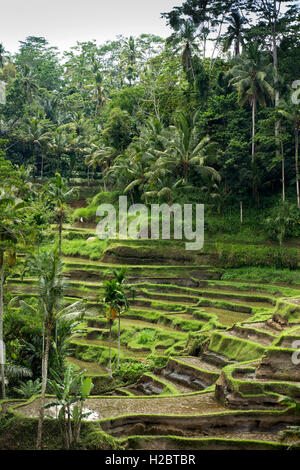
[222, 267, 300, 286]
[61, 238, 109, 260]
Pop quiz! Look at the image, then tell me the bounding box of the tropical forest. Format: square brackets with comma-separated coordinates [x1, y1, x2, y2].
[1, 0, 300, 453]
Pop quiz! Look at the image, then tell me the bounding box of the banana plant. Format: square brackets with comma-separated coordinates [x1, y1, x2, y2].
[45, 365, 94, 449]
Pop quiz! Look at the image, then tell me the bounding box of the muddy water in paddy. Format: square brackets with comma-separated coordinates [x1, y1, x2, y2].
[17, 392, 226, 420]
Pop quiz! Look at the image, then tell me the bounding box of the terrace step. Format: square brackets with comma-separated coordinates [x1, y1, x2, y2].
[225, 325, 277, 347]
[200, 350, 237, 369]
[143, 284, 274, 308]
[158, 357, 219, 391]
[176, 356, 221, 373]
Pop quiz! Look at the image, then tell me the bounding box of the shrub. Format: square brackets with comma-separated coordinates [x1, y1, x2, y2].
[264, 201, 300, 245]
[215, 243, 299, 270]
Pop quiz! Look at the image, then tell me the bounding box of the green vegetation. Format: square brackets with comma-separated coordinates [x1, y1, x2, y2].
[1, 0, 300, 453]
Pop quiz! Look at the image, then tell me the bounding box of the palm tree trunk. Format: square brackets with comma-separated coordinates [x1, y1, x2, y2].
[281, 139, 285, 203]
[58, 216, 62, 256]
[109, 322, 112, 378]
[252, 97, 256, 165]
[117, 312, 120, 370]
[296, 126, 300, 209]
[272, 18, 280, 161]
[0, 252, 5, 399]
[252, 97, 258, 202]
[41, 154, 44, 179]
[36, 326, 51, 450]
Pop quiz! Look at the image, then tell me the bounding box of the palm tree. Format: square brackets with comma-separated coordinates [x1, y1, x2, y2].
[20, 250, 85, 449]
[93, 72, 106, 115]
[166, 19, 200, 80]
[278, 101, 300, 209]
[222, 10, 248, 56]
[46, 127, 71, 174]
[0, 190, 27, 399]
[0, 44, 5, 69]
[19, 64, 38, 102]
[103, 270, 130, 372]
[84, 142, 117, 191]
[20, 117, 51, 178]
[45, 173, 78, 255]
[228, 42, 274, 197]
[156, 112, 220, 187]
[121, 36, 138, 86]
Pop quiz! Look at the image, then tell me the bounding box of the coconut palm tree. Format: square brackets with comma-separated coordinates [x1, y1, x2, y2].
[47, 127, 71, 173]
[45, 173, 78, 255]
[0, 190, 27, 399]
[229, 42, 274, 167]
[0, 44, 6, 69]
[222, 10, 248, 56]
[278, 101, 300, 209]
[84, 142, 117, 190]
[20, 249, 86, 450]
[20, 116, 51, 178]
[166, 19, 200, 80]
[156, 112, 220, 187]
[103, 271, 130, 372]
[19, 64, 38, 102]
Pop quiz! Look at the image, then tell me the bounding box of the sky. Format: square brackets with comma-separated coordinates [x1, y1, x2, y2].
[1, 0, 184, 54]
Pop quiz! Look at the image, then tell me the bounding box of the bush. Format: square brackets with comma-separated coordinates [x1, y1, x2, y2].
[113, 359, 149, 383]
[264, 201, 300, 245]
[72, 191, 121, 223]
[215, 243, 300, 270]
[61, 238, 109, 260]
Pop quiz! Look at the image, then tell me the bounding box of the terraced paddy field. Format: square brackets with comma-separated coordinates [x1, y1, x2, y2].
[3, 236, 300, 450]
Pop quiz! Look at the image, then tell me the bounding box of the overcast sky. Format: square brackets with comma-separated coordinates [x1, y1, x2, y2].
[1, 0, 184, 54]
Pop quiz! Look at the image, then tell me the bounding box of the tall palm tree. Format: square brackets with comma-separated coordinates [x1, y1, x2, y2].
[278, 101, 300, 209]
[166, 19, 200, 80]
[20, 117, 51, 178]
[103, 270, 130, 372]
[222, 10, 248, 56]
[0, 43, 5, 69]
[46, 127, 71, 173]
[84, 142, 117, 191]
[229, 42, 274, 167]
[45, 173, 78, 255]
[21, 250, 85, 450]
[19, 64, 38, 102]
[121, 36, 137, 86]
[156, 112, 220, 187]
[0, 190, 27, 399]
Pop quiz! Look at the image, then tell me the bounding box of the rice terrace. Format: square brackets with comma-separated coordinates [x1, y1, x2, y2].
[1, 0, 300, 456]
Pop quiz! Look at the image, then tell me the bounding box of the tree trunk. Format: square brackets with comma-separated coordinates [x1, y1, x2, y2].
[109, 322, 112, 378]
[36, 326, 51, 450]
[281, 139, 285, 203]
[235, 38, 240, 57]
[0, 252, 5, 399]
[41, 154, 44, 179]
[58, 216, 62, 256]
[296, 126, 300, 209]
[272, 12, 280, 161]
[252, 97, 256, 164]
[117, 312, 120, 370]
